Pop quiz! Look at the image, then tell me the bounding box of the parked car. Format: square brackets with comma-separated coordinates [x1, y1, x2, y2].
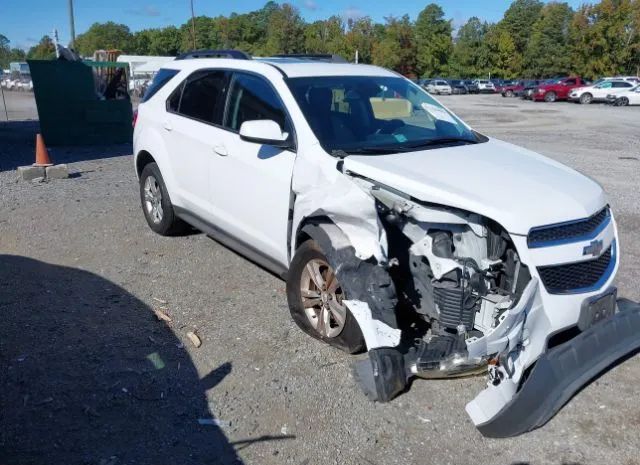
[474, 79, 496, 93]
[606, 85, 640, 106]
[532, 76, 588, 102]
[568, 80, 636, 104]
[502, 80, 537, 98]
[426, 79, 452, 95]
[417, 78, 432, 90]
[133, 51, 638, 438]
[520, 79, 552, 100]
[593, 76, 640, 85]
[448, 79, 468, 94]
[464, 79, 479, 94]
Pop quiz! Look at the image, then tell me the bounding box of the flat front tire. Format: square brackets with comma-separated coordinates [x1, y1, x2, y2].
[286, 240, 365, 353]
[139, 162, 187, 236]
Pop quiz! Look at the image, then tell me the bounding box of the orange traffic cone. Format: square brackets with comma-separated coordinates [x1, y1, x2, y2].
[33, 133, 53, 167]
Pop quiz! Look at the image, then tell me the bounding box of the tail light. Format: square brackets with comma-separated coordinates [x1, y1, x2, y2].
[132, 109, 138, 128]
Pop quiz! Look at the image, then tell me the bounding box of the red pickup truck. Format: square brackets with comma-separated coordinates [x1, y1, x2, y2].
[532, 77, 589, 102]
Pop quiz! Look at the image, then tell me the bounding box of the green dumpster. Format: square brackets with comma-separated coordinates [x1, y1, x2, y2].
[27, 59, 133, 146]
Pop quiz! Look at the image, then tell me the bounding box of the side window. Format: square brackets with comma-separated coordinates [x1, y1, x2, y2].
[142, 68, 179, 102]
[565, 79, 576, 86]
[167, 81, 184, 112]
[613, 81, 632, 88]
[176, 70, 229, 124]
[225, 73, 288, 132]
[601, 82, 612, 88]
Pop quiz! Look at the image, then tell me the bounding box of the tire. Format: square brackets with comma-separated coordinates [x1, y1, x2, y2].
[618, 97, 629, 107]
[579, 93, 593, 104]
[544, 91, 557, 103]
[139, 162, 187, 236]
[505, 90, 514, 98]
[286, 240, 365, 354]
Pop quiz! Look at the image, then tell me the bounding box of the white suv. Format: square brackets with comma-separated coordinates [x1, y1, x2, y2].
[474, 79, 496, 93]
[133, 51, 639, 438]
[425, 79, 452, 95]
[569, 79, 636, 104]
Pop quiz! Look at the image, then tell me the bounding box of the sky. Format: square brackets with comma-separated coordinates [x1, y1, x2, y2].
[4, 0, 585, 51]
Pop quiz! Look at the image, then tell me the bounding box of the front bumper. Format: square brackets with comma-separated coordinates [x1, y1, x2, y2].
[468, 298, 640, 438]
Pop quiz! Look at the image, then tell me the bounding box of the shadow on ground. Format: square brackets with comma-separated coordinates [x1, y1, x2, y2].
[0, 121, 131, 172]
[0, 255, 242, 465]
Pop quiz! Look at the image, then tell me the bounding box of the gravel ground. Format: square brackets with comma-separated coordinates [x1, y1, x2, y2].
[1, 93, 639, 465]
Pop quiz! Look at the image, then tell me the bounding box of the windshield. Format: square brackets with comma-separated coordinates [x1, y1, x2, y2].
[286, 76, 480, 155]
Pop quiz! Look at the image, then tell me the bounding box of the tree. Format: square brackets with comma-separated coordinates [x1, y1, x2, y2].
[372, 15, 417, 75]
[303, 16, 346, 55]
[524, 2, 574, 77]
[479, 26, 521, 78]
[568, 0, 639, 78]
[499, 0, 544, 56]
[26, 35, 56, 60]
[74, 22, 134, 56]
[132, 27, 181, 56]
[449, 17, 489, 77]
[414, 4, 453, 77]
[263, 3, 304, 55]
[0, 34, 27, 68]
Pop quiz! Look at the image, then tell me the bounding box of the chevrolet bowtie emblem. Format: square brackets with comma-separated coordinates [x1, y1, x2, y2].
[583, 239, 604, 257]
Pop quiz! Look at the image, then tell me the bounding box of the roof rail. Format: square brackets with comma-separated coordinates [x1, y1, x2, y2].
[175, 49, 252, 60]
[272, 54, 348, 63]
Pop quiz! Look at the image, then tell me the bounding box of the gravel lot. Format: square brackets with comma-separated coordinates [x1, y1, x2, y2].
[1, 92, 639, 465]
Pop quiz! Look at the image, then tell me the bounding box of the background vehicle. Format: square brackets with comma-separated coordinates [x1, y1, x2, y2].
[448, 79, 468, 94]
[426, 79, 452, 95]
[520, 79, 549, 99]
[569, 80, 636, 104]
[474, 79, 495, 93]
[532, 76, 588, 102]
[502, 80, 537, 97]
[464, 79, 479, 94]
[606, 85, 640, 106]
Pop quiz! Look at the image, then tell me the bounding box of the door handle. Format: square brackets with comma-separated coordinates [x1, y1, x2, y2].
[213, 145, 228, 156]
[163, 122, 172, 131]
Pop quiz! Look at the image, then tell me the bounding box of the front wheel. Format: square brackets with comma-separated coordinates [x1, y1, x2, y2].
[579, 93, 593, 104]
[544, 91, 557, 103]
[617, 97, 629, 107]
[505, 90, 514, 98]
[286, 240, 365, 353]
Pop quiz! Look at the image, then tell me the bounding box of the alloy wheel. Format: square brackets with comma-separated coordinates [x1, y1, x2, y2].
[299, 258, 347, 338]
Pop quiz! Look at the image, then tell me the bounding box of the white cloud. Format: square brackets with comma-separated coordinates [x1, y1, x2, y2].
[303, 0, 318, 11]
[343, 6, 364, 21]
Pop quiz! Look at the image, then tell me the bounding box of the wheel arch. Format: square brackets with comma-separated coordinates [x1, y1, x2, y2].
[135, 150, 156, 178]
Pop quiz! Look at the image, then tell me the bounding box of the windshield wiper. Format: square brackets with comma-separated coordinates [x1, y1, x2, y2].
[404, 137, 478, 149]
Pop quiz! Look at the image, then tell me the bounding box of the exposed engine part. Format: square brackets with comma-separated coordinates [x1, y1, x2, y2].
[411, 334, 487, 379]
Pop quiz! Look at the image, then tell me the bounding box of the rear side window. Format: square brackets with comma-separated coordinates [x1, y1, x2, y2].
[171, 70, 229, 124]
[612, 81, 633, 88]
[142, 68, 179, 103]
[225, 73, 288, 132]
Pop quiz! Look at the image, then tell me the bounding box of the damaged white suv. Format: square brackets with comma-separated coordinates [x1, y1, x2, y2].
[133, 51, 640, 437]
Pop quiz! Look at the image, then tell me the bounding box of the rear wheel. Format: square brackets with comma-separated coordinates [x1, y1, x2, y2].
[579, 93, 593, 104]
[505, 90, 514, 98]
[544, 91, 557, 103]
[617, 97, 629, 106]
[139, 163, 187, 236]
[286, 240, 365, 353]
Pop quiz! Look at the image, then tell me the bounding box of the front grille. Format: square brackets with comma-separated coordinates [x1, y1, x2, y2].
[528, 207, 610, 248]
[538, 244, 613, 294]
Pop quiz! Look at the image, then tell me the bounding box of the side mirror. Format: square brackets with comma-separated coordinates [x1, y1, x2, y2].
[239, 120, 291, 148]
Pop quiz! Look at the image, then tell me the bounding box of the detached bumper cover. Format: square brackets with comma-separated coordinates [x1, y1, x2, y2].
[473, 298, 640, 438]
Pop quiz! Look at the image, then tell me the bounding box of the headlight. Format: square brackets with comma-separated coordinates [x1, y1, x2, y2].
[538, 88, 545, 93]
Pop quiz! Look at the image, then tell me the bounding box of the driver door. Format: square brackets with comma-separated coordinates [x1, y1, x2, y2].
[208, 72, 296, 267]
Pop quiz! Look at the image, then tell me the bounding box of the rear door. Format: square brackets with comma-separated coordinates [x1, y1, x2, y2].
[163, 69, 230, 218]
[208, 71, 296, 267]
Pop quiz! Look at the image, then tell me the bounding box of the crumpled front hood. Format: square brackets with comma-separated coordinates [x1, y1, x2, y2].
[343, 138, 606, 235]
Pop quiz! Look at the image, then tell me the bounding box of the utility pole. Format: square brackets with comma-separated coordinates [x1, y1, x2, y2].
[190, 0, 197, 50]
[53, 29, 60, 58]
[68, 0, 76, 48]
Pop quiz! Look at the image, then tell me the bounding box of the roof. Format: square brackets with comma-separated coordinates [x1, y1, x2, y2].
[162, 56, 397, 79]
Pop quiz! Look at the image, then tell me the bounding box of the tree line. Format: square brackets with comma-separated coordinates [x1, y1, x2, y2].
[3, 0, 640, 79]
